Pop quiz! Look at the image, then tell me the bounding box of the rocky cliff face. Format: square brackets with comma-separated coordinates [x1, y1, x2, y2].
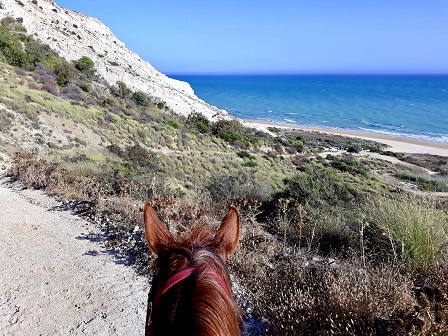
[0, 0, 226, 119]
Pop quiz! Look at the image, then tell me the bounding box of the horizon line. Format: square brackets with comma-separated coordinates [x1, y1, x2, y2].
[167, 71, 448, 76]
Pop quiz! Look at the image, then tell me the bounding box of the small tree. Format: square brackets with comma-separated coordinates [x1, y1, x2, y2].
[111, 81, 132, 99]
[74, 56, 94, 73]
[54, 59, 78, 85]
[132, 91, 147, 106]
[188, 112, 210, 133]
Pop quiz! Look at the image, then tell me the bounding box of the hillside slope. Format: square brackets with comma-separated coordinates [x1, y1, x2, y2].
[0, 0, 225, 119]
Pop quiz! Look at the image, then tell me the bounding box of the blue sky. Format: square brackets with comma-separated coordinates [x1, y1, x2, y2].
[55, 0, 448, 74]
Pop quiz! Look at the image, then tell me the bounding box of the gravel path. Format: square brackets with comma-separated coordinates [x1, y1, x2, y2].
[0, 176, 148, 335]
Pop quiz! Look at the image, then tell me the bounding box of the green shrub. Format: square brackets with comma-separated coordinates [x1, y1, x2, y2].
[292, 140, 304, 152]
[237, 150, 253, 159]
[74, 56, 94, 72]
[0, 34, 34, 69]
[329, 154, 368, 176]
[267, 126, 280, 133]
[188, 112, 210, 133]
[76, 83, 89, 92]
[132, 91, 147, 106]
[0, 20, 69, 72]
[166, 119, 179, 129]
[281, 165, 362, 207]
[111, 81, 131, 99]
[211, 118, 264, 148]
[243, 161, 257, 167]
[53, 59, 78, 86]
[107, 144, 125, 157]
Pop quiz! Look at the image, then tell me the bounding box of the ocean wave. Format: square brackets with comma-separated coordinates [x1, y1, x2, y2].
[283, 118, 296, 123]
[357, 127, 448, 144]
[361, 120, 407, 131]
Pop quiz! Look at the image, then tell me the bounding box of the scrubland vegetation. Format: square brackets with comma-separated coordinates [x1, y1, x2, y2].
[2, 17, 448, 335]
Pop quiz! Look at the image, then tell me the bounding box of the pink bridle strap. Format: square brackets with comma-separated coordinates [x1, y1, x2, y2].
[153, 267, 230, 308]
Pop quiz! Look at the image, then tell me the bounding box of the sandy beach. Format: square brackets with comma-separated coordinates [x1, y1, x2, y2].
[245, 120, 448, 157]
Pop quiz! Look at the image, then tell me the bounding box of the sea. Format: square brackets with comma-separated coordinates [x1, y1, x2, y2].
[170, 75, 448, 144]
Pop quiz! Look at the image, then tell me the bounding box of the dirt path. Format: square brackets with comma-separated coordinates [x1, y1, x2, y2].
[0, 176, 148, 335]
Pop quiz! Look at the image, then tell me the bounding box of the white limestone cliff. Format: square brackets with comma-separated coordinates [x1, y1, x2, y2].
[0, 0, 227, 119]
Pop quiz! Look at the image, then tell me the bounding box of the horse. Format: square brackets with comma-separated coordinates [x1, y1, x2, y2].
[143, 202, 242, 336]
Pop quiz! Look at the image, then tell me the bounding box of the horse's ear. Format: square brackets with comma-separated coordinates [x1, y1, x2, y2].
[214, 206, 240, 262]
[144, 202, 173, 254]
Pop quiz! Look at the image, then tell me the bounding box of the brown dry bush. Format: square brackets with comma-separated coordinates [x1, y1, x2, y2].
[93, 195, 142, 229]
[234, 243, 418, 335]
[9, 151, 64, 190]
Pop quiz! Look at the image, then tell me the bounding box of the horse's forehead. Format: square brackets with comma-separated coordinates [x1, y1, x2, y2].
[189, 225, 217, 242]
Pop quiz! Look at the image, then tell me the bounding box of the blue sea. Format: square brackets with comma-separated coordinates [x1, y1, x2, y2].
[171, 75, 448, 144]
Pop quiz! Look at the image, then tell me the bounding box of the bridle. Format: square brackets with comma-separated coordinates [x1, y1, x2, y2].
[145, 247, 231, 335]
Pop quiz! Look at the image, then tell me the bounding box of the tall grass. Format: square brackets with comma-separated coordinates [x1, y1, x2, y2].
[367, 195, 448, 271]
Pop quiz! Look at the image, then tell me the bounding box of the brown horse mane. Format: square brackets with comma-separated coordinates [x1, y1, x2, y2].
[149, 224, 242, 336]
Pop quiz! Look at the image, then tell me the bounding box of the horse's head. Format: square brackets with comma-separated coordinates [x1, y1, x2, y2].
[144, 202, 241, 336]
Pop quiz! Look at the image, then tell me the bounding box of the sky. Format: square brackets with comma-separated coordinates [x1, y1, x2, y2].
[55, 0, 448, 75]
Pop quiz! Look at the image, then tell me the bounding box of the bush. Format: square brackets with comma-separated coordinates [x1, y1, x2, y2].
[110, 143, 160, 171]
[111, 81, 131, 99]
[8, 151, 63, 189]
[42, 79, 60, 95]
[243, 161, 257, 168]
[0, 21, 72, 72]
[347, 143, 362, 153]
[211, 119, 264, 148]
[240, 255, 416, 336]
[107, 144, 125, 157]
[74, 56, 94, 72]
[76, 83, 89, 92]
[0, 36, 34, 69]
[166, 119, 179, 129]
[329, 154, 368, 176]
[237, 150, 253, 159]
[188, 112, 210, 133]
[281, 165, 362, 208]
[292, 140, 304, 152]
[132, 91, 147, 106]
[54, 60, 78, 85]
[206, 171, 271, 204]
[62, 84, 84, 101]
[212, 119, 243, 138]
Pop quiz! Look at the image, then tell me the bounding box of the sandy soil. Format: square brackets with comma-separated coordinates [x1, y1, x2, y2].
[246, 120, 448, 157]
[0, 175, 148, 335]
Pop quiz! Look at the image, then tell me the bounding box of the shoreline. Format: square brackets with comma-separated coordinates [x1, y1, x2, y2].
[244, 119, 448, 157]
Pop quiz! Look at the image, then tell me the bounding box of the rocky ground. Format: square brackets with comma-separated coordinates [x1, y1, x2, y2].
[0, 174, 148, 335]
